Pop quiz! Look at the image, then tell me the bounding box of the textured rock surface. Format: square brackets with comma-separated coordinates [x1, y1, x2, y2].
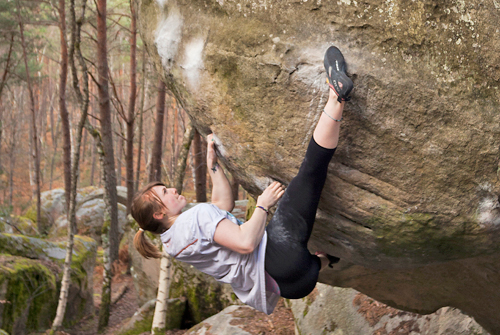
[0, 234, 96, 333]
[184, 305, 254, 335]
[135, 0, 500, 332]
[40, 187, 129, 242]
[290, 283, 488, 335]
[0, 255, 57, 335]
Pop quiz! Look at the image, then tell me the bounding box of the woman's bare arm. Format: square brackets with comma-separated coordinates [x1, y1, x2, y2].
[214, 181, 285, 254]
[207, 134, 234, 211]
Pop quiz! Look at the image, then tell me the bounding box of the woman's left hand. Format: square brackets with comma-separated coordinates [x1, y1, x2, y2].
[207, 134, 217, 170]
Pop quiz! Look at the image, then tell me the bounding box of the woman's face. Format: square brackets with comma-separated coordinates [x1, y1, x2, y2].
[151, 185, 187, 216]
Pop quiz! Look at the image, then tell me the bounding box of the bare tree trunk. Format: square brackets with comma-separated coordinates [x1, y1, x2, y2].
[16, 0, 42, 233]
[96, 0, 119, 264]
[116, 123, 123, 186]
[149, 80, 165, 183]
[173, 122, 195, 193]
[49, 116, 61, 190]
[57, 0, 71, 210]
[134, 48, 146, 193]
[151, 248, 171, 334]
[125, 0, 137, 212]
[90, 131, 96, 186]
[193, 129, 207, 202]
[51, 0, 90, 329]
[97, 0, 119, 327]
[0, 33, 14, 105]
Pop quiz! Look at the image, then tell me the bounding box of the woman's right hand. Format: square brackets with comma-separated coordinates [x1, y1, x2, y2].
[256, 181, 285, 210]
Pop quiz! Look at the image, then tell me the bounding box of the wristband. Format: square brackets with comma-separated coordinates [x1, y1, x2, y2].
[255, 206, 268, 214]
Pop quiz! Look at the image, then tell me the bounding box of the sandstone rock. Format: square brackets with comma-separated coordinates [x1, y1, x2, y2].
[0, 215, 38, 236]
[134, 0, 500, 332]
[290, 283, 489, 335]
[184, 305, 255, 335]
[74, 199, 128, 243]
[0, 233, 96, 330]
[117, 299, 156, 335]
[38, 187, 129, 238]
[0, 255, 57, 335]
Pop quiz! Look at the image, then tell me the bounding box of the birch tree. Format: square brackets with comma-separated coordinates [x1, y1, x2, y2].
[97, 0, 120, 327]
[151, 248, 171, 334]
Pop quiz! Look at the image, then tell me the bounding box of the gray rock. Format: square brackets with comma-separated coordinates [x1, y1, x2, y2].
[0, 234, 96, 332]
[184, 305, 254, 335]
[74, 199, 127, 243]
[290, 283, 489, 335]
[134, 0, 500, 332]
[118, 299, 156, 335]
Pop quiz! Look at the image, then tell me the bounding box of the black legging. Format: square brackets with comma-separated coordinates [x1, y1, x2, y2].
[265, 137, 335, 299]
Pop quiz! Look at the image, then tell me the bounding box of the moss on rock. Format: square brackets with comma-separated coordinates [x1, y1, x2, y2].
[0, 255, 57, 334]
[0, 234, 96, 329]
[168, 258, 239, 328]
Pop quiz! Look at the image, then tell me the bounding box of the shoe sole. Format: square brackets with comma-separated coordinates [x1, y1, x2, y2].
[324, 46, 353, 101]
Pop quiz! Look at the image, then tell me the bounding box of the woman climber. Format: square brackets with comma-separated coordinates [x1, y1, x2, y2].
[131, 46, 353, 314]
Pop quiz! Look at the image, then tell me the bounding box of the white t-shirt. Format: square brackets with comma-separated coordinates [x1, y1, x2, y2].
[160, 203, 280, 314]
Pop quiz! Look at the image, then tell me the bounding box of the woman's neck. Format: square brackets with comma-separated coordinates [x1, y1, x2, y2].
[164, 214, 180, 230]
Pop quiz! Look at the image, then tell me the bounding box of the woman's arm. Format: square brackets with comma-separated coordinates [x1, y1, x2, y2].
[207, 134, 234, 212]
[214, 181, 285, 254]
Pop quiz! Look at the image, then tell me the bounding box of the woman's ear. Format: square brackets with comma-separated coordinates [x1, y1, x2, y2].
[153, 212, 165, 220]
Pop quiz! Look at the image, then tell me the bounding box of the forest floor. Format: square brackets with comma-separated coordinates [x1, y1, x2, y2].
[60, 255, 296, 335]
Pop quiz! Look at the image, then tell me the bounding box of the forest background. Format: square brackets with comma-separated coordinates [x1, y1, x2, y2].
[0, 0, 245, 215]
[0, 0, 244, 331]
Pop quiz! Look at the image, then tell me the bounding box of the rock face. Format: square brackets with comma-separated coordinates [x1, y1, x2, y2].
[184, 305, 260, 335]
[134, 0, 500, 332]
[38, 186, 129, 243]
[290, 283, 488, 335]
[0, 234, 96, 333]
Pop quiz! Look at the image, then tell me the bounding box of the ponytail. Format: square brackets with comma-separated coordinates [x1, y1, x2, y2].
[131, 181, 169, 259]
[133, 229, 162, 259]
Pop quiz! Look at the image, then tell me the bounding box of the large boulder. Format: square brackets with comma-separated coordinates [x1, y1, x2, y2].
[290, 283, 488, 335]
[0, 233, 96, 332]
[40, 186, 130, 242]
[134, 0, 500, 332]
[0, 255, 57, 335]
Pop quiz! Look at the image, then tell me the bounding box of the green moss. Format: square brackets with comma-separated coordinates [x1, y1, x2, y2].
[369, 210, 486, 260]
[118, 311, 154, 335]
[302, 305, 309, 317]
[168, 259, 228, 327]
[23, 206, 49, 236]
[0, 256, 57, 334]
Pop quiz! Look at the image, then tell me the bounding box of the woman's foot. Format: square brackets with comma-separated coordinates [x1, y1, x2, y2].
[315, 251, 341, 270]
[324, 46, 353, 103]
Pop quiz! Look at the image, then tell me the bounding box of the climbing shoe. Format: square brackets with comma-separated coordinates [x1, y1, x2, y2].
[324, 46, 353, 103]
